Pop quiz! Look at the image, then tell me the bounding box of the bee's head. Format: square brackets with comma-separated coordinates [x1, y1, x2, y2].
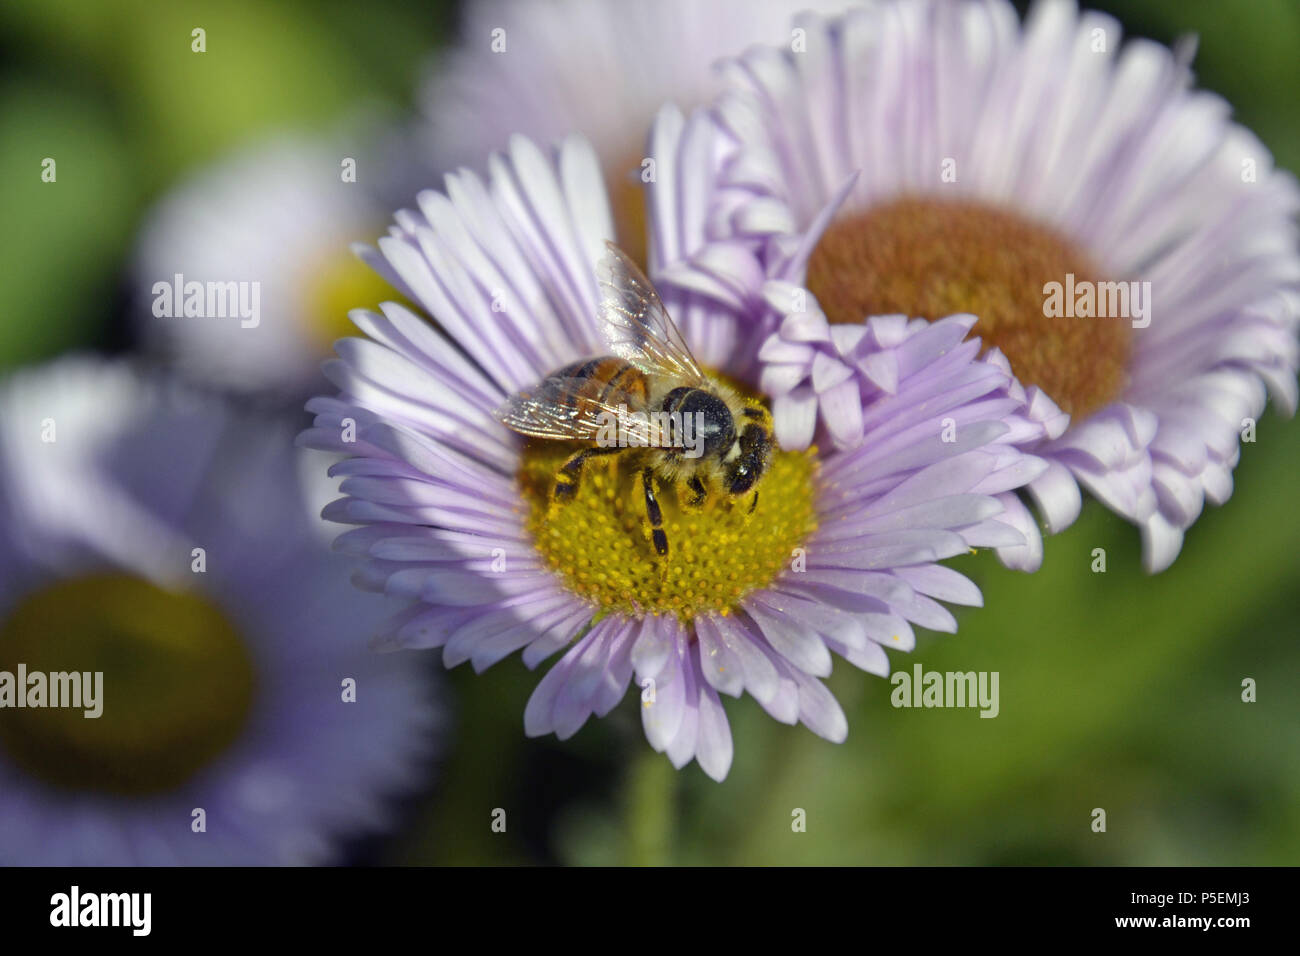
[675, 389, 736, 461]
[724, 412, 773, 497]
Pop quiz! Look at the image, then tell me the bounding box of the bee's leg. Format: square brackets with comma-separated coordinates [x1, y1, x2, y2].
[554, 446, 621, 502]
[686, 475, 708, 509]
[642, 467, 669, 557]
[747, 490, 759, 515]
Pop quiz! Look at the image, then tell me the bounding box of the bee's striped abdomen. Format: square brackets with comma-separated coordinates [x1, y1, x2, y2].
[552, 356, 649, 420]
[549, 357, 649, 502]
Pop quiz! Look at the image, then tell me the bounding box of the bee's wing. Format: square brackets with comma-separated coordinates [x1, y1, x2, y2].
[597, 242, 710, 388]
[494, 374, 664, 446]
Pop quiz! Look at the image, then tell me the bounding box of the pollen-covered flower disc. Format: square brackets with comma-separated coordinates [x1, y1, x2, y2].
[0, 359, 437, 864]
[301, 129, 1055, 780]
[684, 0, 1300, 572]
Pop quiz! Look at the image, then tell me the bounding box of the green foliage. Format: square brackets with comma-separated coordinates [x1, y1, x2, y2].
[0, 84, 134, 366]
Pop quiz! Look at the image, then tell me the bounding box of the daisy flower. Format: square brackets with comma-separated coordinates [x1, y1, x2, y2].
[134, 135, 398, 395]
[682, 0, 1300, 572]
[300, 125, 1053, 781]
[0, 358, 437, 864]
[419, 0, 850, 264]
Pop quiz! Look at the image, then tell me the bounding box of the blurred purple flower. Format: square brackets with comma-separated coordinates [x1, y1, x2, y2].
[133, 136, 393, 396]
[0, 358, 437, 864]
[421, 0, 852, 173]
[418, 0, 853, 258]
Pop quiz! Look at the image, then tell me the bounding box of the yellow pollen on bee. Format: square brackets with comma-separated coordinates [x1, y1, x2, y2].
[518, 444, 819, 622]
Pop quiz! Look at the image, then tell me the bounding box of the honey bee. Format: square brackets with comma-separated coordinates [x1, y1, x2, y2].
[494, 242, 774, 558]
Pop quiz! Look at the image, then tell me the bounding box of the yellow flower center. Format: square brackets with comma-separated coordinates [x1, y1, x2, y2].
[806, 197, 1132, 420]
[519, 442, 819, 622]
[305, 242, 409, 349]
[0, 574, 256, 795]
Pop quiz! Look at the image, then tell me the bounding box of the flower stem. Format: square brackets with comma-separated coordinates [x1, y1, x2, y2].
[622, 747, 675, 866]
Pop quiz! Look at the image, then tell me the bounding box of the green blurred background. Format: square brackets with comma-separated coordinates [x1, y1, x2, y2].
[1, 0, 1296, 865]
